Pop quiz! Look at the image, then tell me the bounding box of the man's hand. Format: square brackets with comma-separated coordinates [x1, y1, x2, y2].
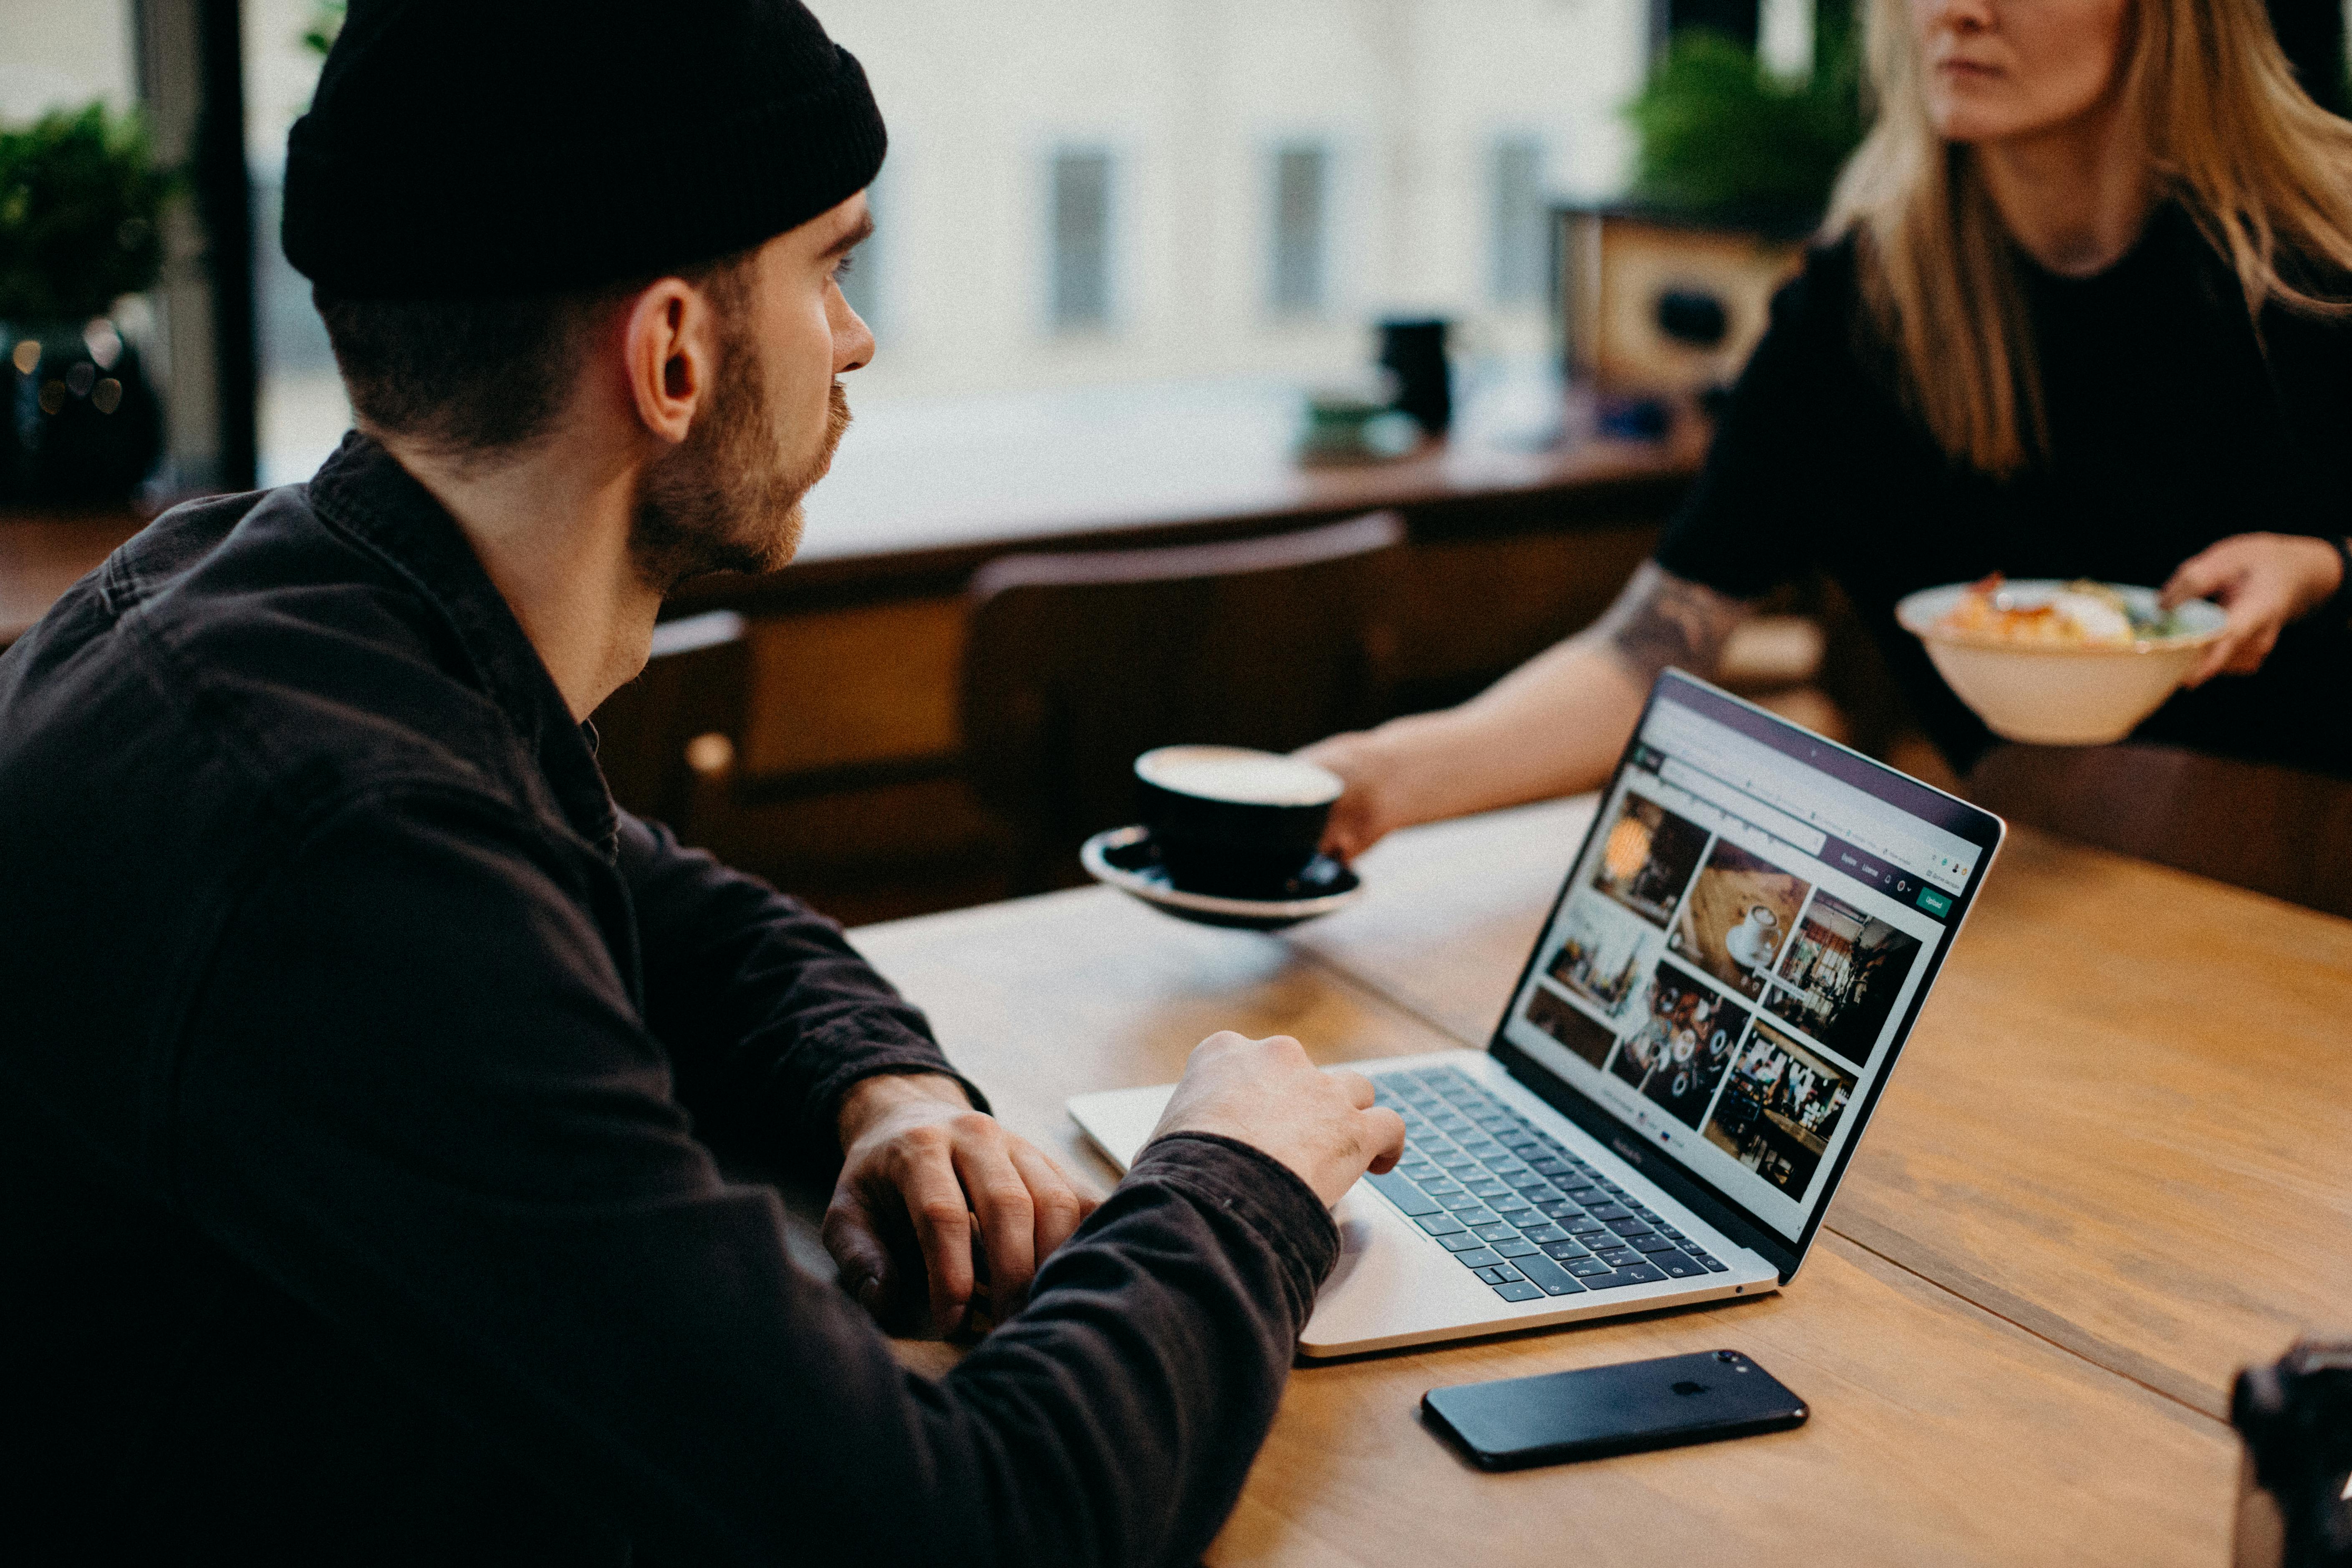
[824, 1073, 1096, 1336]
[2163, 533, 2344, 687]
[1146, 1033, 1408, 1207]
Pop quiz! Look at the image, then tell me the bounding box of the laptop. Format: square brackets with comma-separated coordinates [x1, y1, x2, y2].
[1068, 669, 2005, 1356]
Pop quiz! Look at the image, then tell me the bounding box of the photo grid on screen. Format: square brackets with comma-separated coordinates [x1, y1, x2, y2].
[1514, 754, 1941, 1220]
[1608, 963, 1748, 1130]
[1760, 891, 1921, 1067]
[1700, 1020, 1857, 1198]
[1522, 786, 1757, 1139]
[1667, 839, 1812, 1003]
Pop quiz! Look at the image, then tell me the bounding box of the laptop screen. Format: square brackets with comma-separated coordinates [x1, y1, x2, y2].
[1492, 671, 2001, 1253]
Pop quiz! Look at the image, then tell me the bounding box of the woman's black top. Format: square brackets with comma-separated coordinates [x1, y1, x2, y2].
[1655, 203, 2352, 778]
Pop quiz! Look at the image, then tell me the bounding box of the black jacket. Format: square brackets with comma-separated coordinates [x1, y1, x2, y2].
[0, 433, 1338, 1566]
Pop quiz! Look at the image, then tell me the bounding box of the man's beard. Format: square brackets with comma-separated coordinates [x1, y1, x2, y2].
[629, 343, 850, 594]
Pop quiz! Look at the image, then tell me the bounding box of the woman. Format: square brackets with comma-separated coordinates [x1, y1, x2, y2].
[1306, 0, 2352, 859]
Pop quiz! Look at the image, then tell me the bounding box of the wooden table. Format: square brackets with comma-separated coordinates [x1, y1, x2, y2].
[0, 511, 149, 646]
[1292, 798, 2352, 1421]
[851, 797, 2352, 1564]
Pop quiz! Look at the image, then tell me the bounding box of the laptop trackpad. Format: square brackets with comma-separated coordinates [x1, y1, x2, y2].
[1319, 1191, 1381, 1292]
[1067, 1082, 1177, 1173]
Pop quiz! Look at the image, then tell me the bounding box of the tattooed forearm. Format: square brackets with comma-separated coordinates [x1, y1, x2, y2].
[1592, 562, 1747, 684]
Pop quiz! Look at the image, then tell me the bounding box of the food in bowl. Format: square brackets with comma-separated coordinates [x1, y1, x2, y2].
[1895, 578, 2226, 746]
[1935, 575, 2188, 649]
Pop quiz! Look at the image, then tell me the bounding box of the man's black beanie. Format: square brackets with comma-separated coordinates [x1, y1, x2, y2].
[283, 0, 886, 299]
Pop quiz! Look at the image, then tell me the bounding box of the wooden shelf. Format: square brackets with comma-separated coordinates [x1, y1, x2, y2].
[3, 385, 1705, 646]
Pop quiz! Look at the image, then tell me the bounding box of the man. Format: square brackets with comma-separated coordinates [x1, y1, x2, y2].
[0, 3, 1402, 1562]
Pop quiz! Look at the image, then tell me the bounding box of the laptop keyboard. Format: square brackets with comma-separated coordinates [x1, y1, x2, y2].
[1367, 1066, 1732, 1302]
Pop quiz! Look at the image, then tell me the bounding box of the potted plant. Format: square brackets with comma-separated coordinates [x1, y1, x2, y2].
[0, 103, 172, 505]
[1623, 19, 1864, 230]
[1562, 8, 1866, 423]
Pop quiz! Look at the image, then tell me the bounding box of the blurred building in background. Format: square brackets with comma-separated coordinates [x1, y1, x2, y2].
[13, 0, 1690, 487]
[820, 0, 1650, 403]
[9, 0, 2339, 496]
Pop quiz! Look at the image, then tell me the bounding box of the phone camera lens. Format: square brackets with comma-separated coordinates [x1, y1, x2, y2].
[1715, 1351, 1737, 1363]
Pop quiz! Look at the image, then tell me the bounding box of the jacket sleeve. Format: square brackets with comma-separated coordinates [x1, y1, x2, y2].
[614, 811, 986, 1175]
[172, 789, 1337, 1568]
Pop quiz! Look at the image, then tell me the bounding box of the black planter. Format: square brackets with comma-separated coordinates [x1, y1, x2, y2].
[3, 318, 164, 505]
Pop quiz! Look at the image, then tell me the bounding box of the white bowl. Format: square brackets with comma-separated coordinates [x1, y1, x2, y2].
[1894, 580, 2227, 746]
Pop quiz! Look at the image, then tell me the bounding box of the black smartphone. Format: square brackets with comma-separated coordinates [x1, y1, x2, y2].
[1421, 1350, 1807, 1470]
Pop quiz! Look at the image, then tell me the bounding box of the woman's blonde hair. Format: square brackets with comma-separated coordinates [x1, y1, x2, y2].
[1826, 0, 2352, 477]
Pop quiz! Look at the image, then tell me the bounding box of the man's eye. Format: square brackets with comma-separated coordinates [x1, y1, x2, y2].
[832, 253, 858, 282]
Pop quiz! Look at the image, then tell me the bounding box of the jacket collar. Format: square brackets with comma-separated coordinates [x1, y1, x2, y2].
[305, 431, 620, 859]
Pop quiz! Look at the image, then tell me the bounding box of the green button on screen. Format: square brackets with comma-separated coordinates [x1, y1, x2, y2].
[1917, 886, 1953, 916]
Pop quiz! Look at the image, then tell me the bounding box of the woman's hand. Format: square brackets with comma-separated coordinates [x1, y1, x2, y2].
[2161, 533, 2344, 687]
[1295, 727, 1412, 863]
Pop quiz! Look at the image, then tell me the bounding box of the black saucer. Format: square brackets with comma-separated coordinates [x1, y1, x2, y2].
[1080, 825, 1364, 931]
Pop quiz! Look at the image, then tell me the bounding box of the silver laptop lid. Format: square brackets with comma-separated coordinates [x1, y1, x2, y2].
[1487, 669, 2005, 1282]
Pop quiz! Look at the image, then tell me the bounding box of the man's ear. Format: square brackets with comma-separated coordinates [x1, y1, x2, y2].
[620, 278, 712, 446]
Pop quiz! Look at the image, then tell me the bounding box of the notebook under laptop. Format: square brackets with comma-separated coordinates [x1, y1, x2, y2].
[1068, 669, 2006, 1356]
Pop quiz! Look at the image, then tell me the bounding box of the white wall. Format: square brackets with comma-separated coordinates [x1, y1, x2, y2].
[0, 0, 136, 120]
[1, 1, 1653, 474]
[818, 0, 1647, 400]
[243, 0, 328, 173]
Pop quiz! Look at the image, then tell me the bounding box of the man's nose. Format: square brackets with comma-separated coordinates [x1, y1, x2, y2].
[835, 302, 876, 376]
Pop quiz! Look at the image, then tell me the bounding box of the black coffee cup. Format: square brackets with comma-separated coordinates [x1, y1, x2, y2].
[1378, 317, 1452, 437]
[1135, 745, 1343, 899]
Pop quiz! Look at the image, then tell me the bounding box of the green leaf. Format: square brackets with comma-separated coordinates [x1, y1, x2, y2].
[1623, 22, 1865, 227]
[302, 0, 346, 58]
[0, 102, 177, 321]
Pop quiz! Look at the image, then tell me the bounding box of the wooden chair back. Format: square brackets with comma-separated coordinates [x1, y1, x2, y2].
[962, 511, 1406, 891]
[590, 610, 751, 844]
[1965, 742, 2352, 919]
